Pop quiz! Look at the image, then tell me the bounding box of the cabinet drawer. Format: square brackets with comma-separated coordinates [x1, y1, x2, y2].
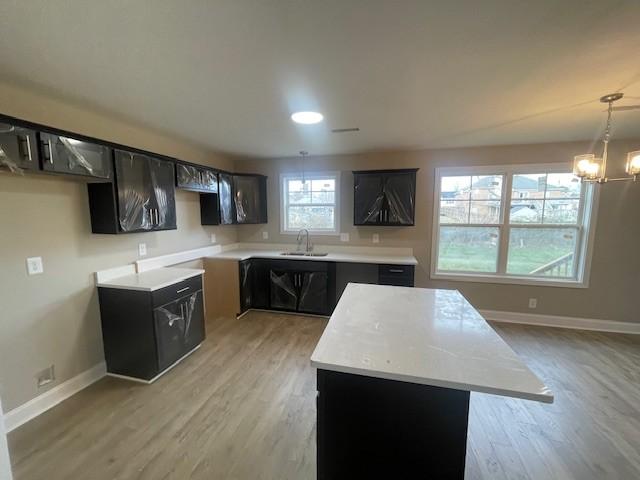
[152, 275, 203, 307]
[378, 264, 414, 287]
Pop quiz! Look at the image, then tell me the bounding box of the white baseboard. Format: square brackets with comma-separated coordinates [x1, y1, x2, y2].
[481, 310, 640, 335]
[3, 362, 106, 433]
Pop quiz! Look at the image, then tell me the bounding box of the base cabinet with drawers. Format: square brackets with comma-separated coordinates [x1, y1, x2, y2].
[98, 274, 205, 381]
[233, 259, 414, 318]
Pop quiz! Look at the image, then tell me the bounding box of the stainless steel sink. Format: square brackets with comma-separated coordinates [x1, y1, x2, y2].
[280, 252, 329, 257]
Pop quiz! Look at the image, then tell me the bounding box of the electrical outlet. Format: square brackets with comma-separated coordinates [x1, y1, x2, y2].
[36, 365, 55, 388]
[262, 231, 269, 240]
[26, 257, 44, 275]
[210, 233, 217, 244]
[138, 243, 147, 257]
[528, 298, 537, 309]
[372, 233, 380, 244]
[340, 233, 350, 242]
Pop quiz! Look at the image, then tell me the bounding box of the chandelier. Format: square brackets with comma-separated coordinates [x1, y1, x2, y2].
[573, 93, 640, 183]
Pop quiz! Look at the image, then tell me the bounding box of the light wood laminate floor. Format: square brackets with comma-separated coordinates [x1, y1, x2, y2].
[8, 312, 640, 479]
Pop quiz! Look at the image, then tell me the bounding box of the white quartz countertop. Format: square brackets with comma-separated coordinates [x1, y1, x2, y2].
[311, 284, 553, 403]
[206, 248, 417, 266]
[96, 267, 204, 292]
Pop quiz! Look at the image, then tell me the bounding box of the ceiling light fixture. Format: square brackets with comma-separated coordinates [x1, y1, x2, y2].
[291, 111, 324, 125]
[573, 93, 639, 184]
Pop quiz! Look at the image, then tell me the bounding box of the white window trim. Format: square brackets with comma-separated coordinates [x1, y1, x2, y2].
[279, 171, 341, 235]
[430, 163, 599, 288]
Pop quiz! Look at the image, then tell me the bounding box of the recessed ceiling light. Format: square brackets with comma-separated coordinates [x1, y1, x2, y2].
[291, 111, 324, 125]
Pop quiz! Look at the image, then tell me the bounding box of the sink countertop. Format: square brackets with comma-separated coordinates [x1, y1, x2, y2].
[311, 283, 554, 403]
[96, 267, 204, 292]
[206, 248, 418, 266]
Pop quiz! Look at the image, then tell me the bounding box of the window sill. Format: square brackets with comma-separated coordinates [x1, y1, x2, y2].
[280, 230, 340, 236]
[430, 271, 589, 289]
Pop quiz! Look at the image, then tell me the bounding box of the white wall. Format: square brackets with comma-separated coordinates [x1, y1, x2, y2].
[0, 397, 12, 480]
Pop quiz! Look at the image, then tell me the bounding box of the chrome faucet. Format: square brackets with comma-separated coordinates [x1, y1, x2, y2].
[296, 229, 313, 252]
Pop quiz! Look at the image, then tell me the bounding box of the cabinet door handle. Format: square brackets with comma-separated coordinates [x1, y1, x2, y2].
[46, 140, 54, 164]
[25, 135, 32, 162]
[389, 268, 404, 273]
[176, 286, 190, 294]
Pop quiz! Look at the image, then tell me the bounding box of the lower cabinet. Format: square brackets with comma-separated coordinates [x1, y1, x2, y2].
[235, 259, 414, 317]
[98, 275, 205, 381]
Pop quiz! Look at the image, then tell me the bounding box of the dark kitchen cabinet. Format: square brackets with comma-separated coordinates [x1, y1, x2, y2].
[0, 122, 39, 172]
[40, 132, 112, 180]
[353, 169, 418, 226]
[88, 150, 177, 234]
[217, 173, 268, 225]
[268, 260, 335, 316]
[378, 264, 415, 287]
[176, 163, 218, 193]
[238, 259, 271, 313]
[98, 274, 205, 381]
[233, 174, 268, 224]
[218, 173, 235, 225]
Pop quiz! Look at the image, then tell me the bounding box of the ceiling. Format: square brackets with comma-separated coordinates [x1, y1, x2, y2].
[1, 0, 639, 158]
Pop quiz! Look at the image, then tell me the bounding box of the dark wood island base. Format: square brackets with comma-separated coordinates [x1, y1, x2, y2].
[316, 369, 470, 480]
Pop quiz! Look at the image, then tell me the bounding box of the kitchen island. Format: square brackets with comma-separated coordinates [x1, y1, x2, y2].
[310, 283, 553, 479]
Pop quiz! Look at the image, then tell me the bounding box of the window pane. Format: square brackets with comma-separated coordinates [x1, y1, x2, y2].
[510, 200, 543, 223]
[311, 191, 335, 203]
[512, 174, 546, 199]
[439, 200, 469, 224]
[287, 179, 307, 193]
[471, 175, 502, 200]
[287, 206, 335, 230]
[546, 173, 581, 198]
[312, 179, 335, 191]
[441, 176, 471, 200]
[469, 200, 501, 224]
[437, 226, 499, 273]
[507, 228, 577, 277]
[543, 199, 579, 224]
[288, 191, 311, 204]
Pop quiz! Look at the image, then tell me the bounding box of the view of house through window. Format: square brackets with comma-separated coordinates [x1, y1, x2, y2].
[280, 172, 340, 234]
[433, 166, 593, 284]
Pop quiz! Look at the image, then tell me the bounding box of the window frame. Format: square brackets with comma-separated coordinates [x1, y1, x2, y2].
[279, 171, 341, 235]
[430, 163, 598, 288]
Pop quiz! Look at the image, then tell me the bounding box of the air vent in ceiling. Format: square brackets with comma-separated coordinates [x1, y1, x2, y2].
[331, 127, 360, 133]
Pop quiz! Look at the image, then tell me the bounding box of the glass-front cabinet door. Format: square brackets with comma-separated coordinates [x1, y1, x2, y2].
[0, 122, 39, 172]
[384, 171, 416, 225]
[40, 132, 112, 179]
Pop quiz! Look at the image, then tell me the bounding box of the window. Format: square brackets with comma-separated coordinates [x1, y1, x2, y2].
[280, 172, 340, 234]
[432, 164, 597, 287]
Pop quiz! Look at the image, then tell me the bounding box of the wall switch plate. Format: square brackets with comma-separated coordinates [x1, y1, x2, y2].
[26, 257, 44, 275]
[36, 365, 55, 388]
[138, 243, 147, 257]
[262, 231, 269, 240]
[210, 233, 217, 244]
[340, 233, 350, 242]
[528, 298, 538, 309]
[372, 233, 380, 244]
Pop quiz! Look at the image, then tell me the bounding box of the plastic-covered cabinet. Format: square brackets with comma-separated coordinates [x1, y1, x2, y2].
[88, 150, 176, 234]
[218, 173, 235, 225]
[270, 270, 298, 311]
[233, 174, 268, 224]
[176, 163, 218, 193]
[40, 132, 112, 179]
[353, 169, 417, 226]
[0, 122, 39, 172]
[299, 271, 329, 315]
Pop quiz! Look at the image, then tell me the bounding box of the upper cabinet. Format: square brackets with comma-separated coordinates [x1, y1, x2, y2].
[233, 174, 267, 224]
[40, 132, 112, 180]
[353, 168, 418, 226]
[216, 173, 267, 225]
[0, 122, 39, 172]
[87, 150, 177, 234]
[176, 163, 218, 193]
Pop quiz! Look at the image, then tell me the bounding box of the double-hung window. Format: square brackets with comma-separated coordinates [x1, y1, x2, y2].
[432, 164, 597, 287]
[280, 172, 340, 234]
